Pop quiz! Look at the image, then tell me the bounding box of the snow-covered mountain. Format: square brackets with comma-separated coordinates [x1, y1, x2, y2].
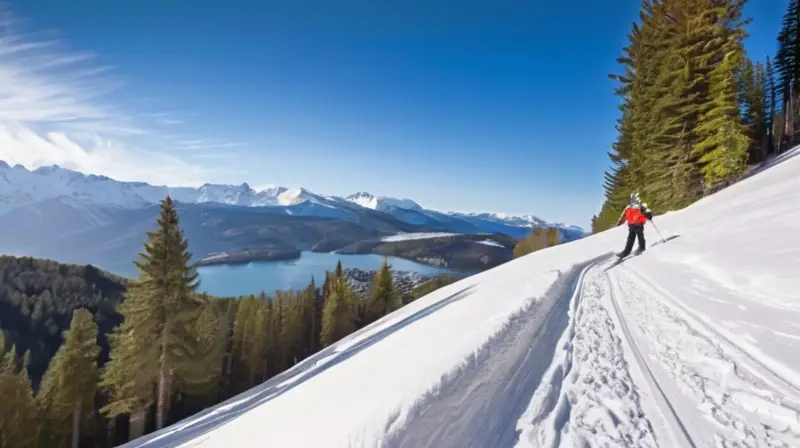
[346, 191, 424, 212]
[0, 162, 153, 212]
[120, 147, 800, 448]
[0, 162, 584, 237]
[343, 192, 585, 239]
[0, 163, 315, 213]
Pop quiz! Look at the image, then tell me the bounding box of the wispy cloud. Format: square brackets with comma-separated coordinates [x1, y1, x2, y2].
[0, 9, 243, 186]
[175, 139, 247, 150]
[148, 111, 189, 126]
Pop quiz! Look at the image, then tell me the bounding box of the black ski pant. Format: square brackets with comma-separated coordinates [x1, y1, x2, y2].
[619, 223, 645, 257]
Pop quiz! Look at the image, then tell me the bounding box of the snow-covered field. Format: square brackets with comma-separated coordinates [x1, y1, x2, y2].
[122, 149, 800, 448]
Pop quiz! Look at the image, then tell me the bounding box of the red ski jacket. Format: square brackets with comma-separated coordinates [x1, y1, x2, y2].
[616, 205, 652, 226]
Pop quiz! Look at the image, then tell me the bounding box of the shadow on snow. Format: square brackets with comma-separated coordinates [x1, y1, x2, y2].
[382, 253, 612, 448]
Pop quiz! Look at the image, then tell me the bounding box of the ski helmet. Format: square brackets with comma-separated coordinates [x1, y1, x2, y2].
[629, 192, 641, 206]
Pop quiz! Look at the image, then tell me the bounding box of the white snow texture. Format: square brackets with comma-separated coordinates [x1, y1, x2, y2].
[121, 148, 800, 448]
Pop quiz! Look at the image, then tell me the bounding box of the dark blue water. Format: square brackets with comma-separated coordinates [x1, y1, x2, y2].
[195, 251, 463, 297]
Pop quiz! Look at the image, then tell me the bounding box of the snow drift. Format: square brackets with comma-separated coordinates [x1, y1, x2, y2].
[122, 148, 800, 448]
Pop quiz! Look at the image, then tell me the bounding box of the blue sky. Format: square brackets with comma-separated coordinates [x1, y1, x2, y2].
[0, 0, 787, 229]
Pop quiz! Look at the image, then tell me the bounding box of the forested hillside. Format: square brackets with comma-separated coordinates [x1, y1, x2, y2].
[0, 257, 126, 386]
[0, 197, 452, 448]
[594, 0, 799, 231]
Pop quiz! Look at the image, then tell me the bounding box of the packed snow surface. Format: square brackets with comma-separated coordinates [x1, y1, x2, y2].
[122, 149, 800, 448]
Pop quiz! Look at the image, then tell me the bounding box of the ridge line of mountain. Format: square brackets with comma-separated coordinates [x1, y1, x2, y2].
[0, 161, 584, 233]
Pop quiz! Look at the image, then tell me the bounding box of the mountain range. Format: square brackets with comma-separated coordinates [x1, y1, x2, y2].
[0, 162, 585, 275]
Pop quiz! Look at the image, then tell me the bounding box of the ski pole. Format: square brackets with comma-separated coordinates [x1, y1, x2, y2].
[649, 220, 666, 243]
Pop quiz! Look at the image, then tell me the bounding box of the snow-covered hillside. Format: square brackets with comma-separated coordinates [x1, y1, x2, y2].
[120, 150, 800, 447]
[0, 162, 584, 238]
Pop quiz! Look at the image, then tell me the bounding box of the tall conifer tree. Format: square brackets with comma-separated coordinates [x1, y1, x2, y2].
[320, 276, 357, 347]
[364, 259, 399, 325]
[37, 309, 101, 448]
[100, 196, 205, 431]
[0, 336, 38, 448]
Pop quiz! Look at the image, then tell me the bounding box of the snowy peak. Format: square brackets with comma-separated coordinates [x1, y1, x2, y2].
[0, 163, 291, 211]
[347, 191, 379, 209]
[277, 187, 316, 206]
[195, 182, 271, 206]
[0, 161, 585, 235]
[0, 163, 152, 214]
[346, 191, 423, 212]
[450, 212, 549, 228]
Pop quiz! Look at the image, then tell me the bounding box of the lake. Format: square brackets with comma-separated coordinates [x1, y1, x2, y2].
[195, 251, 465, 297]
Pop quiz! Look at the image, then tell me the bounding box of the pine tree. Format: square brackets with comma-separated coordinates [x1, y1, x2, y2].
[0, 336, 39, 448]
[739, 57, 768, 163]
[766, 56, 778, 154]
[100, 196, 205, 431]
[230, 297, 265, 391]
[364, 259, 399, 325]
[245, 304, 267, 384]
[776, 0, 800, 148]
[597, 0, 753, 223]
[185, 300, 227, 400]
[695, 50, 751, 185]
[320, 276, 357, 347]
[304, 278, 319, 356]
[334, 261, 344, 279]
[545, 228, 560, 247]
[37, 308, 101, 448]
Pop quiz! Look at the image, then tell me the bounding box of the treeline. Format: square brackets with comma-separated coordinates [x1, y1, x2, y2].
[513, 227, 561, 258]
[0, 197, 436, 448]
[594, 0, 800, 232]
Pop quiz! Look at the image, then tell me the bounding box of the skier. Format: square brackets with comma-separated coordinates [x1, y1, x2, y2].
[615, 192, 653, 259]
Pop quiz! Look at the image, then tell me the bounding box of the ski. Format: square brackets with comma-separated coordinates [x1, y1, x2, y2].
[603, 251, 643, 271]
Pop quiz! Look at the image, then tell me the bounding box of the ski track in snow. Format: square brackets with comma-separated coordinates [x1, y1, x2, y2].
[515, 258, 800, 448]
[514, 264, 659, 448]
[382, 257, 602, 448]
[607, 267, 800, 447]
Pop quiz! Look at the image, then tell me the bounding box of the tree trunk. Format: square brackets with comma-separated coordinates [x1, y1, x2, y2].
[784, 86, 794, 150]
[128, 410, 147, 441]
[309, 303, 316, 354]
[71, 398, 82, 448]
[156, 362, 168, 430]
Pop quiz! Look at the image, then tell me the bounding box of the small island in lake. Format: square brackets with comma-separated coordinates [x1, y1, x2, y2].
[334, 233, 516, 271]
[195, 247, 302, 266]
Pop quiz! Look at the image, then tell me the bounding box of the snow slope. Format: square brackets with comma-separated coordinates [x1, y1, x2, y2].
[104, 149, 800, 448]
